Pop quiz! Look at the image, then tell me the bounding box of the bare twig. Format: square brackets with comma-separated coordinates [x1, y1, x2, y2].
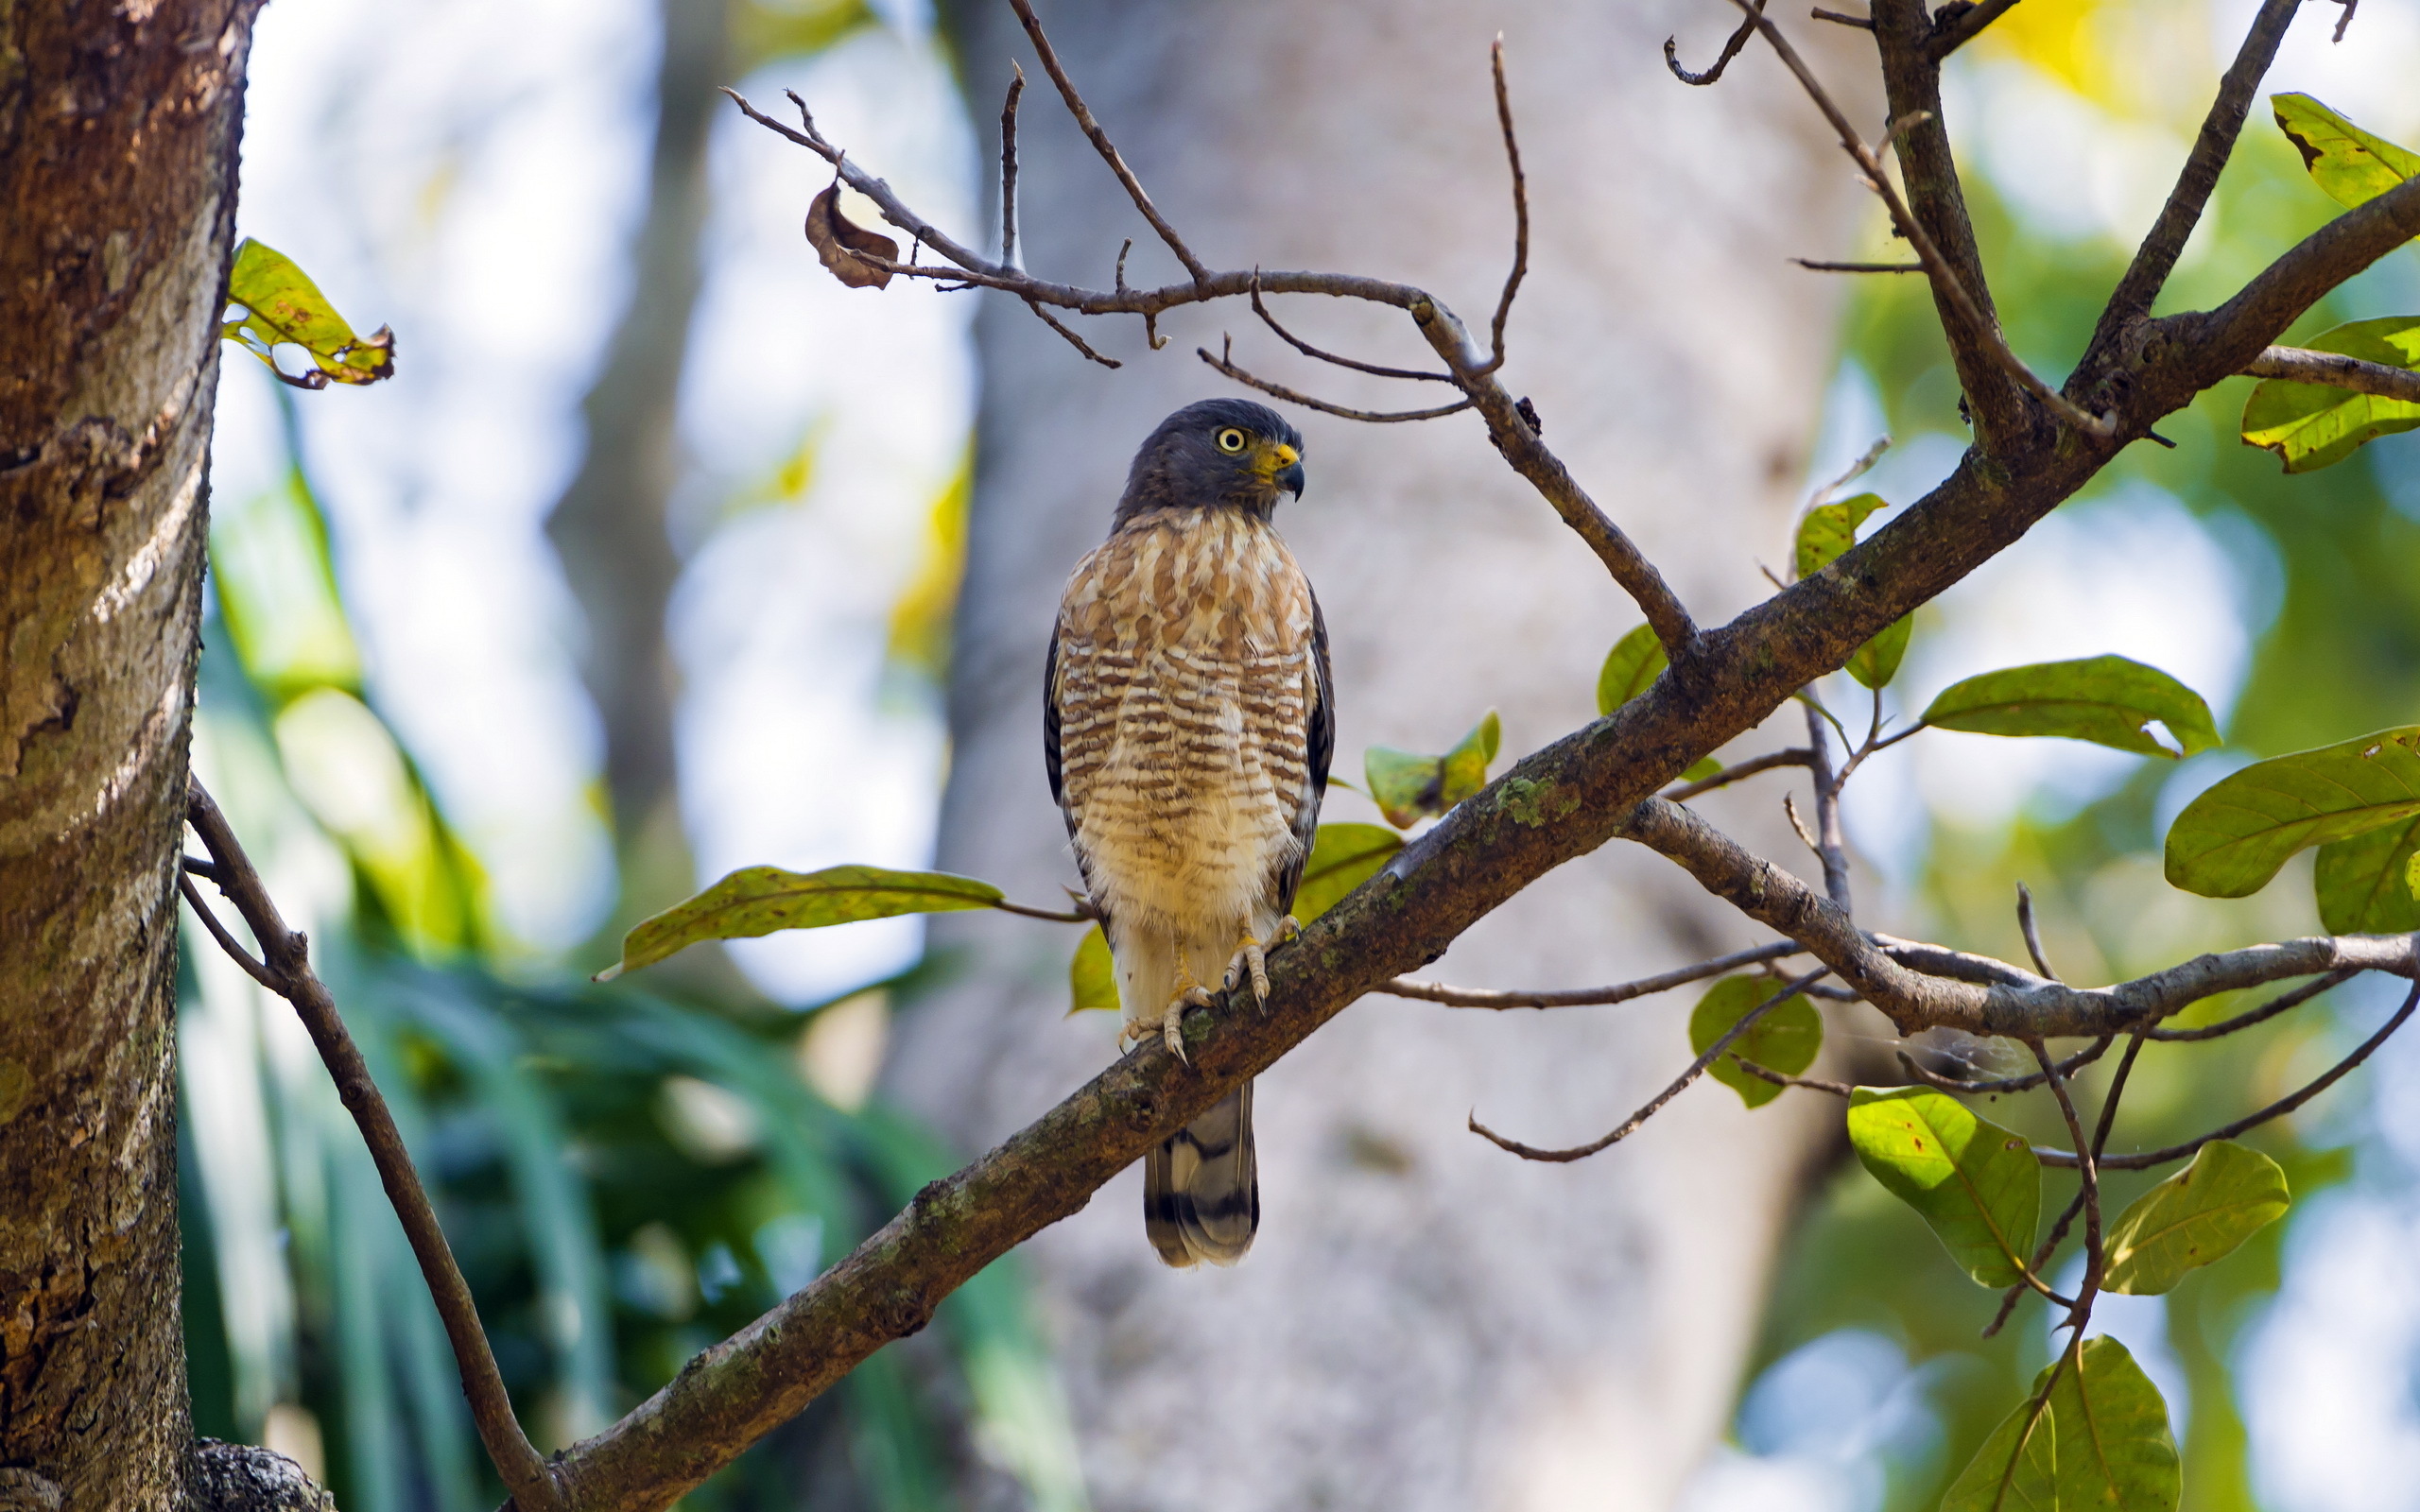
[1666, 0, 1766, 85]
[1898, 1036, 2112, 1095]
[2082, 0, 2303, 366]
[1382, 939, 1804, 1009]
[2245, 344, 2420, 404]
[1029, 300, 1121, 368]
[1811, 8, 1874, 29]
[1477, 36, 1529, 376]
[1733, 1058, 1855, 1094]
[1199, 340, 1474, 422]
[181, 780, 562, 1512]
[1983, 1033, 2142, 1338]
[998, 64, 1025, 270]
[1793, 258, 1924, 273]
[2334, 0, 2359, 43]
[1469, 969, 1831, 1161]
[2016, 882, 2058, 982]
[1001, 0, 1209, 285]
[1804, 706, 1852, 911]
[991, 898, 1097, 924]
[2045, 973, 2420, 1171]
[1663, 747, 1816, 801]
[1731, 0, 2114, 438]
[2139, 970, 2351, 1041]
[2031, 1039, 2102, 1331]
[1246, 274, 1456, 383]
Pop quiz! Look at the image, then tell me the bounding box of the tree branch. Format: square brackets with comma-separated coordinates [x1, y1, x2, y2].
[1927, 0, 2025, 60]
[2244, 344, 2420, 403]
[1380, 939, 1804, 1009]
[1665, 0, 1766, 86]
[1198, 340, 1473, 422]
[181, 781, 562, 1512]
[1478, 36, 1529, 375]
[1662, 747, 1816, 800]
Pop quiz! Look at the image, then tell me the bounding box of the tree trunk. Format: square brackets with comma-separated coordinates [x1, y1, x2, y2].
[895, 1, 1870, 1507]
[0, 1, 261, 1506]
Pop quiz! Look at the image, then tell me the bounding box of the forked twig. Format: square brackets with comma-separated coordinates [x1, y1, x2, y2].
[181, 780, 562, 1512]
[1247, 273, 1456, 383]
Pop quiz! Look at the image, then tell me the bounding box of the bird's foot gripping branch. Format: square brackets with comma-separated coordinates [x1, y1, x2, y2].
[176, 0, 2420, 1507]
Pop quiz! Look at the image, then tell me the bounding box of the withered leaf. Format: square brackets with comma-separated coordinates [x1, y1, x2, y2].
[805, 185, 899, 290]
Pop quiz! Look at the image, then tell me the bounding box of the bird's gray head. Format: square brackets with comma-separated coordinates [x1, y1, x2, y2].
[1113, 399, 1305, 526]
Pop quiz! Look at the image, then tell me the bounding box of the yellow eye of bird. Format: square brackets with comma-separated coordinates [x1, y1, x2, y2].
[1216, 427, 1248, 454]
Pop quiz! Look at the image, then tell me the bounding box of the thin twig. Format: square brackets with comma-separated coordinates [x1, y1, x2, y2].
[1200, 340, 1475, 422]
[1002, 0, 1210, 285]
[2139, 970, 2351, 1041]
[2245, 344, 2420, 404]
[1477, 36, 1529, 376]
[998, 64, 1025, 270]
[1733, 1058, 1855, 1094]
[1731, 1, 2115, 437]
[991, 898, 1096, 924]
[2031, 1038, 2102, 1332]
[1028, 300, 1121, 368]
[1469, 969, 1831, 1161]
[2334, 0, 2359, 43]
[1662, 747, 1816, 801]
[181, 780, 562, 1512]
[177, 873, 281, 991]
[1793, 258, 1924, 273]
[2016, 882, 2059, 982]
[2044, 974, 2420, 1171]
[1927, 0, 2025, 60]
[1804, 705, 1852, 911]
[1666, 0, 1766, 85]
[1811, 7, 1874, 28]
[1382, 939, 1804, 1009]
[1247, 273, 1456, 383]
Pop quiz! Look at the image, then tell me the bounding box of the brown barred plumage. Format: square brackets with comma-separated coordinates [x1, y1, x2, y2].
[1046, 400, 1330, 1267]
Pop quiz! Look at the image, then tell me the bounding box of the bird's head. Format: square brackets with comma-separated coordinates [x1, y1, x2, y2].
[1114, 398, 1305, 525]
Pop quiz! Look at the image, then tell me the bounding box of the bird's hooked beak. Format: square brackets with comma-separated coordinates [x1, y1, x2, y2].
[1255, 440, 1305, 498]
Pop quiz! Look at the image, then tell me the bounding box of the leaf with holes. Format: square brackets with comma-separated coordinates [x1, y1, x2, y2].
[221, 238, 395, 389]
[1292, 823, 1403, 923]
[2314, 814, 2420, 935]
[601, 865, 1005, 979]
[1845, 1087, 2041, 1287]
[1688, 976, 1823, 1109]
[2166, 727, 2420, 898]
[1365, 713, 1498, 828]
[2241, 317, 2420, 473]
[2102, 1141, 2290, 1296]
[2041, 1336, 2181, 1512]
[1943, 1395, 2056, 1512]
[1921, 655, 2221, 759]
[1796, 492, 1912, 689]
[1067, 924, 1117, 1016]
[2273, 93, 2420, 211]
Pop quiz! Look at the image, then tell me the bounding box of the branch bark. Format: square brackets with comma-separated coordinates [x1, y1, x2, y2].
[2244, 344, 2420, 403]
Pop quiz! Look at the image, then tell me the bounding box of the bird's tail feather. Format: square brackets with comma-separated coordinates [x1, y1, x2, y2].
[1143, 1080, 1257, 1267]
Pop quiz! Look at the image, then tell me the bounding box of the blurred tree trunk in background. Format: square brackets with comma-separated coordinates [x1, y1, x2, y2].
[898, 1, 1873, 1506]
[0, 1, 267, 1506]
[545, 0, 731, 944]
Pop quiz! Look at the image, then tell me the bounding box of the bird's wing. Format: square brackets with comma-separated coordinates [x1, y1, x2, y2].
[1043, 619, 1065, 809]
[1273, 589, 1334, 918]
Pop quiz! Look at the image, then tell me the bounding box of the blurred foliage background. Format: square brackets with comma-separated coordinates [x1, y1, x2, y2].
[181, 0, 2420, 1509]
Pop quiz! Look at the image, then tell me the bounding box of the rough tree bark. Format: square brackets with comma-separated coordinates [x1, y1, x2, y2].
[0, 1, 269, 1507]
[894, 2, 1872, 1506]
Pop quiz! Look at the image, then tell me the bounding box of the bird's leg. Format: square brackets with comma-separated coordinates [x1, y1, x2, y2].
[1163, 962, 1217, 1063]
[1222, 916, 1300, 1011]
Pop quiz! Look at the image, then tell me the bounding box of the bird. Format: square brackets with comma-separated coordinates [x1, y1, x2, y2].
[1045, 398, 1332, 1267]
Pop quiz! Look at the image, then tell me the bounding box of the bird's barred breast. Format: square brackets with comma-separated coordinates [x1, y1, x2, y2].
[1055, 510, 1317, 936]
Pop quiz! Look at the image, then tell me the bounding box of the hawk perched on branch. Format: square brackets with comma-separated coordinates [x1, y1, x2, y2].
[1046, 398, 1332, 1267]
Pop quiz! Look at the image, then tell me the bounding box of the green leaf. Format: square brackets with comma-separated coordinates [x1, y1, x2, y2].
[1795, 492, 1913, 688]
[1847, 614, 1913, 691]
[1679, 755, 1722, 783]
[1796, 491, 1888, 579]
[601, 865, 1007, 979]
[1688, 976, 1823, 1109]
[2102, 1141, 2290, 1296]
[1921, 655, 2221, 759]
[1943, 1396, 2057, 1512]
[1067, 924, 1117, 1016]
[1598, 625, 1668, 715]
[1294, 822, 1404, 922]
[2241, 316, 2420, 473]
[2165, 726, 2420, 899]
[2273, 94, 2420, 211]
[1364, 712, 1499, 828]
[2314, 814, 2420, 934]
[2041, 1337, 2182, 1512]
[220, 238, 396, 388]
[1844, 1087, 2041, 1287]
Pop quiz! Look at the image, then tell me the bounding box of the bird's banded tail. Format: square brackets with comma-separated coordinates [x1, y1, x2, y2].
[1144, 1081, 1258, 1266]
